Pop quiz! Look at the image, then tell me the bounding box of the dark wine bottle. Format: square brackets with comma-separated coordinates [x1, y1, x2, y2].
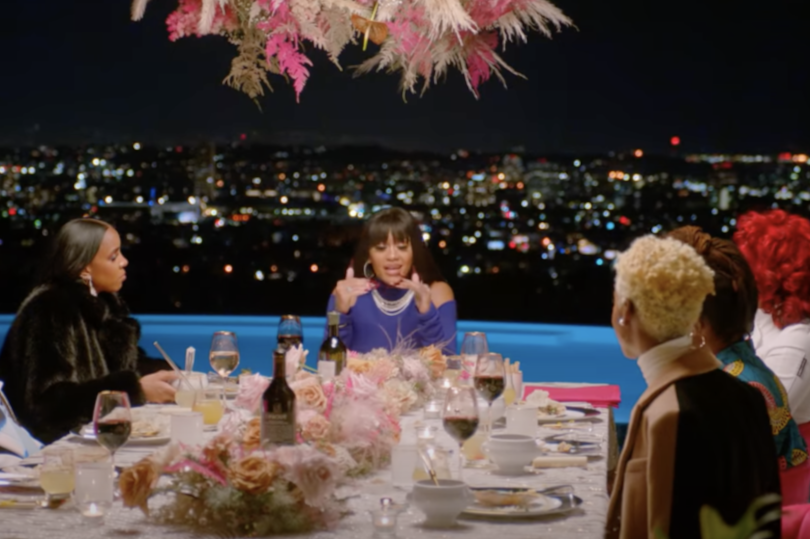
[318, 311, 347, 380]
[260, 347, 297, 447]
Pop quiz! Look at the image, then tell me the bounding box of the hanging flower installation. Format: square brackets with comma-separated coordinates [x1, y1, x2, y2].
[130, 0, 571, 101]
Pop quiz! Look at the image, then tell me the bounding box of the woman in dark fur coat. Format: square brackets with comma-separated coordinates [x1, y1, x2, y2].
[0, 219, 177, 443]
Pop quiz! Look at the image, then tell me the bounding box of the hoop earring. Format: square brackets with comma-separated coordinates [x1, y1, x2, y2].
[363, 260, 375, 279]
[85, 275, 98, 297]
[689, 331, 706, 350]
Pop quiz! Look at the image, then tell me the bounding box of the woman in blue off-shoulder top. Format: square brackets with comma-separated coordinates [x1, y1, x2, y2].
[325, 207, 457, 354]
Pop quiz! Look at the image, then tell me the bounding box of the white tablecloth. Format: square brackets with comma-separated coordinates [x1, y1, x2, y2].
[1, 404, 614, 539]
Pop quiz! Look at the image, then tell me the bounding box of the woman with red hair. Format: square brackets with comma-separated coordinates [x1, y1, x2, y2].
[735, 209, 810, 450]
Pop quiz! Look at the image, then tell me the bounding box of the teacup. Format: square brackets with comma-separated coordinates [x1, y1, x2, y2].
[483, 434, 543, 475]
[406, 479, 473, 528]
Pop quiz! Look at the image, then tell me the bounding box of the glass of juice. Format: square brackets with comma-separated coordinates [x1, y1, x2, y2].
[193, 386, 225, 426]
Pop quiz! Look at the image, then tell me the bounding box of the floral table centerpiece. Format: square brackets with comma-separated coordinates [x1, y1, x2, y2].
[232, 343, 446, 474]
[120, 437, 343, 536]
[129, 0, 571, 101]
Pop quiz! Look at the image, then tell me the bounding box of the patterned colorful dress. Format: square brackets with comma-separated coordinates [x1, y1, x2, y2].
[717, 340, 808, 470]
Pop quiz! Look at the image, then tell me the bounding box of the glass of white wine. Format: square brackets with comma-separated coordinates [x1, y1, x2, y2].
[40, 447, 75, 505]
[209, 331, 240, 387]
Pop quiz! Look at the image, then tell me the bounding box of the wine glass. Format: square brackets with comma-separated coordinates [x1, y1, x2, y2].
[442, 386, 480, 481]
[210, 331, 240, 386]
[461, 332, 488, 374]
[473, 353, 506, 442]
[277, 315, 303, 350]
[92, 391, 132, 466]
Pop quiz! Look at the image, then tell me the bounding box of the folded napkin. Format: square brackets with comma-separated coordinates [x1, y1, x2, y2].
[532, 455, 588, 468]
[522, 384, 621, 408]
[783, 504, 810, 539]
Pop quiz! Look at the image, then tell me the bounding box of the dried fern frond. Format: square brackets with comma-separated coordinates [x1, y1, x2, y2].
[505, 0, 572, 37]
[130, 0, 150, 21]
[416, 0, 478, 40]
[222, 27, 275, 106]
[322, 7, 357, 67]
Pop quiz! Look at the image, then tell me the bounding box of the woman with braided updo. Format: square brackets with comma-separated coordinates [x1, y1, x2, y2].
[669, 225, 810, 504]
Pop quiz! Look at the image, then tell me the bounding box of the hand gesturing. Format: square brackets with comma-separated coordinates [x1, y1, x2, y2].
[395, 271, 432, 313]
[333, 267, 374, 314]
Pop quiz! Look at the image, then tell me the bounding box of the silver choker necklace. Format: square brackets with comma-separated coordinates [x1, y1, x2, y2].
[371, 289, 414, 316]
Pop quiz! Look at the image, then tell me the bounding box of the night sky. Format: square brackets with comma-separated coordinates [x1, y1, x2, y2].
[2, 0, 807, 153]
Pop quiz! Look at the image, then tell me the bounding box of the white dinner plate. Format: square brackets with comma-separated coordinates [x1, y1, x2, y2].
[463, 487, 563, 517]
[69, 425, 170, 446]
[537, 409, 585, 424]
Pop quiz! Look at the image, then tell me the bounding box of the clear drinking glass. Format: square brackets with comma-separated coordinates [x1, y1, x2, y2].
[40, 447, 75, 505]
[460, 332, 488, 375]
[441, 386, 479, 481]
[473, 353, 506, 442]
[92, 391, 132, 467]
[277, 315, 303, 350]
[174, 372, 207, 408]
[193, 386, 225, 426]
[209, 331, 240, 385]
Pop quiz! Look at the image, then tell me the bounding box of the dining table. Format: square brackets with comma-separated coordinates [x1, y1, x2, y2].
[0, 382, 618, 539]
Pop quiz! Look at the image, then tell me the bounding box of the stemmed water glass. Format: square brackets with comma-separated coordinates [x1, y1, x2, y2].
[473, 353, 506, 441]
[441, 386, 480, 481]
[461, 332, 488, 374]
[209, 331, 240, 386]
[277, 315, 303, 350]
[93, 391, 132, 467]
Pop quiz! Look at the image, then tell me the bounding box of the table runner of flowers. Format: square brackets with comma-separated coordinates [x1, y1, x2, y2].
[119, 344, 450, 536]
[129, 0, 571, 101]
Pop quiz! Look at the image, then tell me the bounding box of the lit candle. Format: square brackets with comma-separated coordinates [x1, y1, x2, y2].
[417, 426, 436, 441]
[82, 502, 105, 518]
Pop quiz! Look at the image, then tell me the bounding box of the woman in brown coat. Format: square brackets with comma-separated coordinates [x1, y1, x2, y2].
[605, 235, 780, 539]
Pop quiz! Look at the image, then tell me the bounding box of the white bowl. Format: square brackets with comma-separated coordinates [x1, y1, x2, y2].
[407, 479, 473, 527]
[483, 434, 543, 475]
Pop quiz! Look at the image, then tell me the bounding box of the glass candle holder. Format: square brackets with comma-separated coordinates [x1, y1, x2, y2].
[74, 461, 114, 522]
[415, 425, 438, 443]
[369, 497, 407, 538]
[423, 400, 442, 420]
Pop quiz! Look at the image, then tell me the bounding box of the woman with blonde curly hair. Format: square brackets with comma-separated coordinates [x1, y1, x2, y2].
[735, 209, 810, 448]
[605, 235, 780, 539]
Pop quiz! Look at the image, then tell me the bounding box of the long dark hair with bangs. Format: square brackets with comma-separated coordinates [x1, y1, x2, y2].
[351, 207, 445, 285]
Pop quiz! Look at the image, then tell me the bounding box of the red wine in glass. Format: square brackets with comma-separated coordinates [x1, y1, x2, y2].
[474, 375, 505, 404]
[443, 416, 480, 443]
[96, 420, 132, 454]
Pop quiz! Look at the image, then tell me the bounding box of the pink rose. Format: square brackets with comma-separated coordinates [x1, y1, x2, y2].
[301, 413, 331, 442]
[234, 374, 269, 413]
[276, 446, 339, 506]
[290, 377, 327, 412]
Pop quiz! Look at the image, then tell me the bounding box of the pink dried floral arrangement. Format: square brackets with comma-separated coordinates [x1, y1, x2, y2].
[130, 0, 571, 101]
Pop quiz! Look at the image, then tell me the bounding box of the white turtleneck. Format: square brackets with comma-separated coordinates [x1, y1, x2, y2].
[636, 335, 694, 386]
